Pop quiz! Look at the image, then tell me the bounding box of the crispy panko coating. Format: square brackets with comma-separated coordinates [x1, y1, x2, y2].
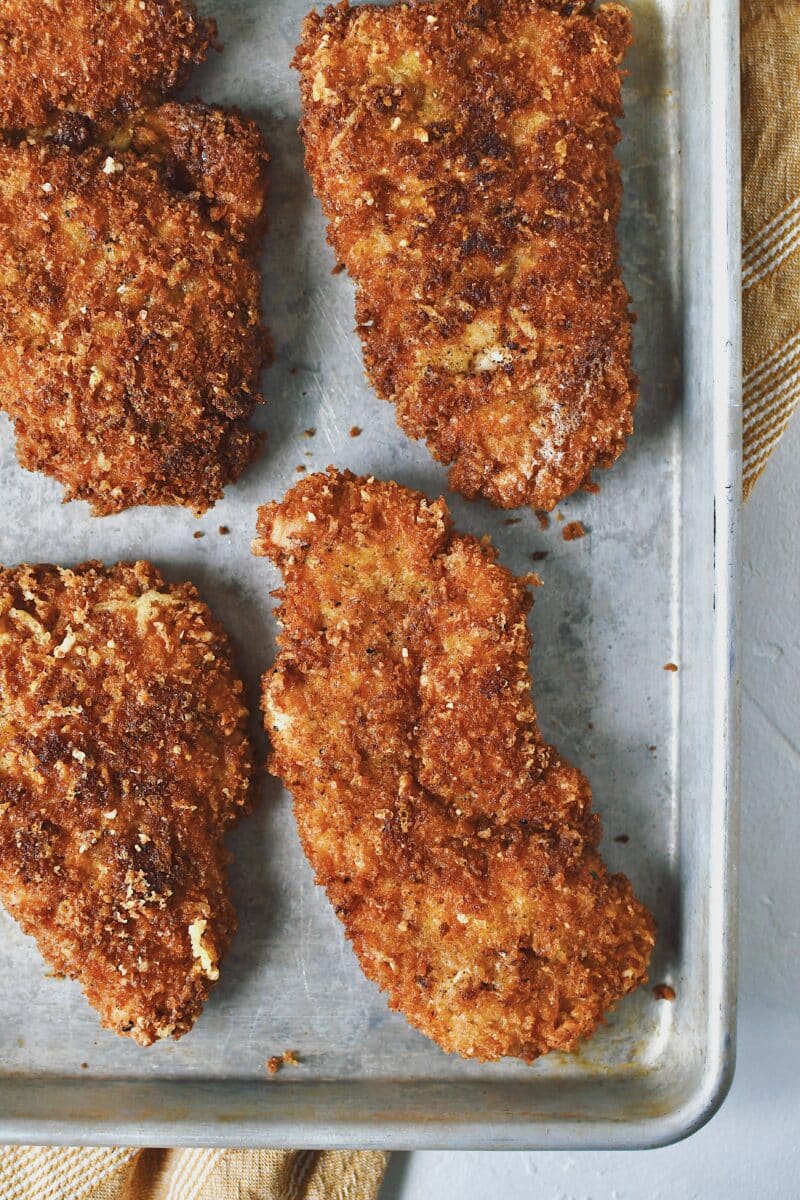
[0, 0, 218, 131]
[255, 469, 655, 1062]
[0, 103, 270, 514]
[294, 0, 636, 511]
[112, 102, 271, 249]
[0, 560, 253, 1044]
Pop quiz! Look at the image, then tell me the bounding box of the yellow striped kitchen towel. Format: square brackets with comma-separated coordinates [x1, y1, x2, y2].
[0, 1147, 388, 1200]
[742, 0, 800, 497]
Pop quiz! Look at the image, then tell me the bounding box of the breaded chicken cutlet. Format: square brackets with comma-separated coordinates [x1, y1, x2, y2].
[0, 560, 253, 1044]
[255, 469, 655, 1062]
[0, 0, 218, 131]
[0, 103, 270, 514]
[294, 0, 636, 511]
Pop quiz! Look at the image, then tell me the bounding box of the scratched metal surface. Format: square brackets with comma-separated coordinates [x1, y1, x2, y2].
[0, 0, 740, 1148]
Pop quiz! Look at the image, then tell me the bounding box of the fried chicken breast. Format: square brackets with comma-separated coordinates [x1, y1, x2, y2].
[0, 560, 253, 1044]
[0, 0, 218, 131]
[255, 469, 654, 1061]
[294, 0, 636, 511]
[0, 103, 270, 514]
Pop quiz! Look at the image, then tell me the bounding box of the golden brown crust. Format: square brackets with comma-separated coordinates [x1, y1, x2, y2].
[294, 0, 636, 510]
[256, 469, 654, 1062]
[0, 0, 218, 131]
[111, 102, 271, 249]
[0, 560, 253, 1045]
[0, 104, 270, 514]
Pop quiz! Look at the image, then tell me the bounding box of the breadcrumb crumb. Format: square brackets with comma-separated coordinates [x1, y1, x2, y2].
[266, 1050, 300, 1074]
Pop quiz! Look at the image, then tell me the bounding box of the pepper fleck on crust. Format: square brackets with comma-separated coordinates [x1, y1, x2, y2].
[294, 0, 636, 511]
[256, 469, 654, 1062]
[0, 0, 218, 131]
[0, 560, 253, 1044]
[0, 103, 270, 514]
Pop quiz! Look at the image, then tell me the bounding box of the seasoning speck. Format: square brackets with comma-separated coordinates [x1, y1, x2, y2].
[531, 550, 548, 562]
[614, 834, 629, 844]
[218, 525, 229, 536]
[193, 531, 204, 540]
[350, 425, 362, 438]
[303, 427, 316, 438]
[653, 983, 676, 1002]
[663, 662, 678, 672]
[535, 511, 549, 531]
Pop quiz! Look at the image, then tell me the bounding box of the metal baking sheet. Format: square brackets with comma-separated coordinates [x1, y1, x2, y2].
[0, 0, 740, 1149]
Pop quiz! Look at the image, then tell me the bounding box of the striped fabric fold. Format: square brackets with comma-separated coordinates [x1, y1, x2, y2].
[743, 193, 800, 291]
[0, 1148, 388, 1200]
[0, 1149, 137, 1200]
[742, 0, 800, 497]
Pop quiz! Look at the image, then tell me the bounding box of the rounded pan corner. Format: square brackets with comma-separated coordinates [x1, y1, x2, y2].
[633, 1032, 738, 1151]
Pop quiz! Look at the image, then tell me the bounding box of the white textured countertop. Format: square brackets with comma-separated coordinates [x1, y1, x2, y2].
[383, 416, 800, 1200]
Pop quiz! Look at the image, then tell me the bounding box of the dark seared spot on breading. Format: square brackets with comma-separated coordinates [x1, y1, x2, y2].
[294, 0, 636, 511]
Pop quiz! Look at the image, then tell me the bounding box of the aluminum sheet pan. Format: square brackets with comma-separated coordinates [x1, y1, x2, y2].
[0, 0, 741, 1149]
